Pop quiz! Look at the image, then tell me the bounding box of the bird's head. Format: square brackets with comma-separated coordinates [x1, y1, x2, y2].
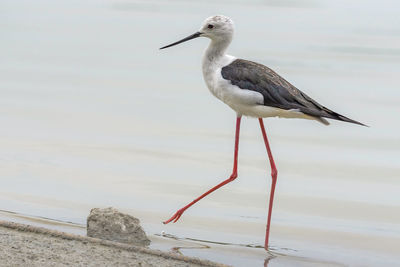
[200, 15, 234, 42]
[160, 15, 234, 50]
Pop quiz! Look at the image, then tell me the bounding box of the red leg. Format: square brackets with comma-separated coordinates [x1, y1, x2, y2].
[259, 118, 278, 251]
[163, 116, 242, 224]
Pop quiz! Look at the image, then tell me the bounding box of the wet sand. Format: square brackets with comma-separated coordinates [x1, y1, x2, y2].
[0, 220, 226, 267]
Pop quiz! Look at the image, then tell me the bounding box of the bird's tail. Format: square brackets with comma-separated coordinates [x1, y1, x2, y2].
[320, 110, 368, 127]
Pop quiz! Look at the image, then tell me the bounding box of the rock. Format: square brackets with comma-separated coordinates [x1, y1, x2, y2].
[87, 207, 150, 247]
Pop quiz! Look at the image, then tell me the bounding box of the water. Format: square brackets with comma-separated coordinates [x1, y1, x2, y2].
[1, 0, 400, 266]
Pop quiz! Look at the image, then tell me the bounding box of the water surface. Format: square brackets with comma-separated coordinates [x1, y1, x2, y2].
[1, 0, 400, 266]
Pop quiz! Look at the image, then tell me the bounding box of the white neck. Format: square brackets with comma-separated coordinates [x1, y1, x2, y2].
[202, 37, 236, 95]
[203, 38, 232, 63]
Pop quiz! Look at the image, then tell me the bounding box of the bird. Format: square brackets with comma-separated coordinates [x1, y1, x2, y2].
[159, 15, 365, 251]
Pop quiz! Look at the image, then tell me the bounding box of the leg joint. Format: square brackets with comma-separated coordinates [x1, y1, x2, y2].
[271, 169, 278, 180]
[228, 172, 238, 181]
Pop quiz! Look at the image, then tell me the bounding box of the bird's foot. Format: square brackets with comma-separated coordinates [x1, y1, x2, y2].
[163, 208, 186, 224]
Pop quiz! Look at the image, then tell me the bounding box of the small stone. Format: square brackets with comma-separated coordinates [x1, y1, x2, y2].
[87, 207, 150, 247]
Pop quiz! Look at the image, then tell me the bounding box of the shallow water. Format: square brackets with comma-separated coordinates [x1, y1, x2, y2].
[1, 0, 400, 266]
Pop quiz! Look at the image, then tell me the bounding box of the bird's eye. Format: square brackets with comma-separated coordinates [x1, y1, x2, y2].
[207, 24, 214, 29]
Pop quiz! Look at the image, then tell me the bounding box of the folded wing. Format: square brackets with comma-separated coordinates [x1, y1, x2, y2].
[221, 59, 365, 126]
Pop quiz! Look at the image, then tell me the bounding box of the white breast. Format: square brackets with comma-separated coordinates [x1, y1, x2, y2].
[202, 54, 265, 114]
[202, 54, 234, 98]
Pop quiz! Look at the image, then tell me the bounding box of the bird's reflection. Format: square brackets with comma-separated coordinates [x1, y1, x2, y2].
[264, 251, 277, 267]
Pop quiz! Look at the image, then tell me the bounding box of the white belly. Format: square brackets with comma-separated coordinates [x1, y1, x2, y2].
[229, 103, 315, 119]
[210, 78, 315, 121]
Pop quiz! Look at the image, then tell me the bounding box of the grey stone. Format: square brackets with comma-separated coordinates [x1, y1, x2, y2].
[87, 207, 150, 247]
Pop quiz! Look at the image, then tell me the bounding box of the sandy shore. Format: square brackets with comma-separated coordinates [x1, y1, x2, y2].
[0, 220, 227, 267]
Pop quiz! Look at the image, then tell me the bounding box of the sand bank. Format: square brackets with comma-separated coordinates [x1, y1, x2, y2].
[0, 220, 227, 267]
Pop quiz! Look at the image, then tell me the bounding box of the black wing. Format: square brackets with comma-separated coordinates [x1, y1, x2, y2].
[221, 59, 365, 126]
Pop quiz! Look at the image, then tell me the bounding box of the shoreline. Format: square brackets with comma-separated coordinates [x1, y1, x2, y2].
[0, 220, 227, 267]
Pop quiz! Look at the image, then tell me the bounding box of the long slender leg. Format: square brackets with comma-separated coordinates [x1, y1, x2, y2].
[258, 118, 278, 251]
[163, 116, 242, 224]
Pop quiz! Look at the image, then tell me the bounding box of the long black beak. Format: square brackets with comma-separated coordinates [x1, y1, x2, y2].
[160, 32, 202, 50]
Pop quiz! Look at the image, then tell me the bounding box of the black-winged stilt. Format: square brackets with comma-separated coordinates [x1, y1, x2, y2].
[160, 15, 365, 251]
